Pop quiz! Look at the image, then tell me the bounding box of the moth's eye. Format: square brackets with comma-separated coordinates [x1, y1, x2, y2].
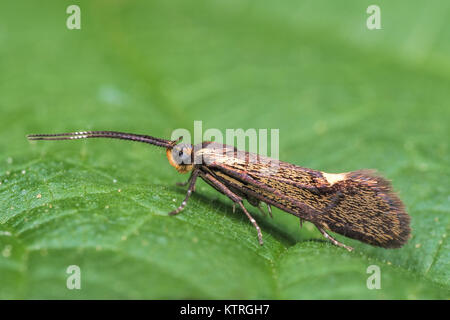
[171, 145, 191, 165]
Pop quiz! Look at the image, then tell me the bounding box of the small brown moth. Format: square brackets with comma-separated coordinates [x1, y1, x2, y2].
[27, 130, 411, 251]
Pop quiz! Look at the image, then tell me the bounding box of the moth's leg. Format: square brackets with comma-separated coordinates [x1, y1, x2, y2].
[169, 169, 200, 216]
[247, 196, 267, 218]
[246, 196, 273, 219]
[247, 195, 273, 219]
[247, 196, 259, 208]
[315, 225, 354, 252]
[257, 202, 273, 219]
[257, 205, 267, 217]
[267, 203, 273, 218]
[299, 218, 304, 228]
[176, 171, 195, 190]
[199, 171, 263, 245]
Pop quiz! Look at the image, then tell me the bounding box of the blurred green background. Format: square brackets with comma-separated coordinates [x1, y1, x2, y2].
[0, 0, 449, 299]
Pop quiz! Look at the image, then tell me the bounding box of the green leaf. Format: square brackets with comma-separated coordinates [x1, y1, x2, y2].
[0, 0, 448, 299]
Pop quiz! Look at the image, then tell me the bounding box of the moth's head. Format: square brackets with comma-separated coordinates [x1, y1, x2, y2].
[166, 143, 194, 173]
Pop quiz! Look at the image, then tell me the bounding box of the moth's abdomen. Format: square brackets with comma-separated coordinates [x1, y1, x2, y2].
[320, 170, 411, 248]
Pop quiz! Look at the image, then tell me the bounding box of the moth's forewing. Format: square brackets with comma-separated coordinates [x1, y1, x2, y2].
[196, 143, 410, 248]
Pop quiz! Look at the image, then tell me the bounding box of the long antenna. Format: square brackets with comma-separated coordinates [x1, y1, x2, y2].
[27, 131, 177, 149]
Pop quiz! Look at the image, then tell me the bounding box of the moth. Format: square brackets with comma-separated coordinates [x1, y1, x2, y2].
[27, 130, 411, 251]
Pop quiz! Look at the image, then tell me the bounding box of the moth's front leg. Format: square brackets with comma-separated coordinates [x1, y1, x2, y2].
[176, 170, 196, 191]
[169, 169, 200, 216]
[315, 225, 354, 252]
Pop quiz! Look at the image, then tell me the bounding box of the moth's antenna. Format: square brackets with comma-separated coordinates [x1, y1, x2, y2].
[27, 131, 177, 149]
